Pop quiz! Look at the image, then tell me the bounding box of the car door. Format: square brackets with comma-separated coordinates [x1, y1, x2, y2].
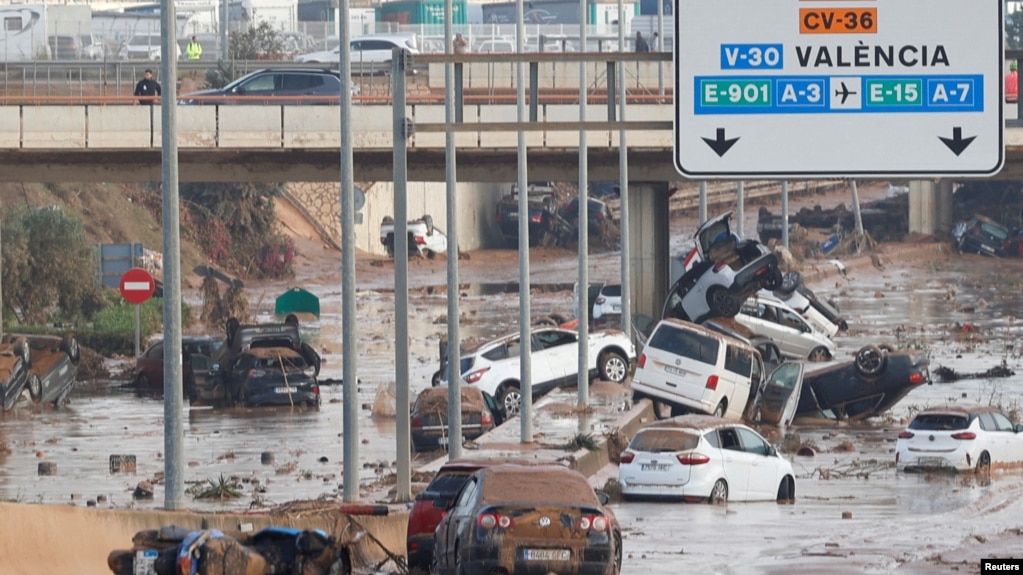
[439, 476, 479, 573]
[989, 411, 1020, 463]
[530, 329, 574, 390]
[715, 427, 752, 501]
[235, 72, 278, 102]
[736, 427, 778, 500]
[770, 304, 811, 358]
[755, 362, 806, 426]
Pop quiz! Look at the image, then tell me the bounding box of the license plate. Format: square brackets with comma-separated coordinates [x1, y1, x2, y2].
[612, 305, 621, 312]
[664, 365, 685, 376]
[524, 549, 570, 561]
[134, 550, 158, 575]
[274, 386, 298, 394]
[641, 463, 670, 471]
[438, 435, 449, 445]
[916, 457, 948, 467]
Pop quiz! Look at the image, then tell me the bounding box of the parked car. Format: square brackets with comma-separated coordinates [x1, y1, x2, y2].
[432, 464, 622, 575]
[951, 214, 1014, 257]
[630, 318, 766, 420]
[134, 335, 226, 392]
[178, 68, 346, 105]
[662, 211, 782, 324]
[734, 292, 837, 361]
[410, 386, 505, 453]
[20, 333, 82, 408]
[48, 34, 102, 60]
[447, 326, 635, 416]
[295, 33, 419, 72]
[379, 214, 447, 259]
[798, 344, 930, 420]
[619, 415, 796, 503]
[118, 33, 181, 60]
[895, 404, 1023, 473]
[573, 282, 622, 322]
[475, 38, 514, 53]
[407, 459, 511, 572]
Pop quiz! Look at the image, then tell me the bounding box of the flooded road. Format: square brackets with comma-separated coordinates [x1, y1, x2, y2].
[2, 236, 1023, 572]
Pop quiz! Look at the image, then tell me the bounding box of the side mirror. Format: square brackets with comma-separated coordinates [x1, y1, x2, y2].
[767, 445, 778, 457]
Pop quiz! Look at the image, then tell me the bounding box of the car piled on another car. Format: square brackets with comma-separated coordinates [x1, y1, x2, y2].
[663, 210, 782, 324]
[0, 333, 81, 410]
[734, 292, 837, 361]
[619, 415, 796, 504]
[432, 464, 622, 575]
[446, 325, 635, 416]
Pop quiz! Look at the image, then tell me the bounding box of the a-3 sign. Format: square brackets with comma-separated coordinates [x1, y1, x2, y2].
[674, 0, 1003, 178]
[119, 267, 155, 304]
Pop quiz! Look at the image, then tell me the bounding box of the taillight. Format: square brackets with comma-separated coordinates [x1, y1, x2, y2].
[677, 452, 710, 465]
[530, 213, 543, 223]
[465, 367, 490, 383]
[478, 513, 513, 530]
[312, 385, 319, 395]
[909, 373, 925, 384]
[637, 354, 646, 369]
[898, 431, 914, 439]
[619, 451, 635, 464]
[415, 236, 426, 245]
[713, 261, 727, 272]
[705, 375, 718, 390]
[596, 297, 606, 305]
[578, 515, 609, 532]
[755, 267, 768, 276]
[952, 432, 977, 440]
[481, 411, 493, 426]
[411, 416, 423, 429]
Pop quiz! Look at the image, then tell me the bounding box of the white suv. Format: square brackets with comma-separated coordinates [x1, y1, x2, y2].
[119, 33, 181, 61]
[295, 33, 419, 71]
[450, 326, 635, 416]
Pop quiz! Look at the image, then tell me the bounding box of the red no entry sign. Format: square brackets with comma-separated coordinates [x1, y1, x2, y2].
[119, 267, 156, 304]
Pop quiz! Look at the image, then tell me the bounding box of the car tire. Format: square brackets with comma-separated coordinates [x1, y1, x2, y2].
[548, 312, 570, 325]
[776, 476, 796, 503]
[13, 336, 30, 367]
[61, 334, 81, 365]
[598, 350, 629, 383]
[431, 370, 442, 387]
[611, 533, 623, 575]
[708, 479, 728, 504]
[976, 451, 991, 475]
[712, 400, 727, 418]
[707, 286, 742, 318]
[497, 384, 522, 417]
[855, 344, 887, 377]
[136, 372, 150, 389]
[808, 346, 832, 362]
[300, 342, 321, 378]
[879, 342, 897, 353]
[27, 373, 42, 404]
[762, 267, 784, 291]
[777, 271, 801, 296]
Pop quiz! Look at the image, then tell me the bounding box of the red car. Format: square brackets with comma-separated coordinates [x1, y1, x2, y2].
[133, 336, 225, 393]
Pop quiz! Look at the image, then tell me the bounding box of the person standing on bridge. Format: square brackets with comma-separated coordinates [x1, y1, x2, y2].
[134, 69, 161, 105]
[186, 36, 203, 78]
[634, 31, 650, 53]
[453, 33, 468, 54]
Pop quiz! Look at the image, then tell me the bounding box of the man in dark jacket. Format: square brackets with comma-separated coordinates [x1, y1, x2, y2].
[635, 31, 650, 53]
[134, 69, 161, 105]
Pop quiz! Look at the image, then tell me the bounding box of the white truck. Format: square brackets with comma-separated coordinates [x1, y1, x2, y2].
[0, 4, 49, 61]
[379, 214, 448, 259]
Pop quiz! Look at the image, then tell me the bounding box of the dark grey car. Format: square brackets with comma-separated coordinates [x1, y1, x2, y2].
[178, 68, 345, 105]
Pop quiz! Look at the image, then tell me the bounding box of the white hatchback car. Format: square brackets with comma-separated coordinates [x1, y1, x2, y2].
[450, 326, 635, 416]
[734, 293, 837, 362]
[895, 404, 1023, 473]
[619, 415, 796, 503]
[295, 33, 419, 69]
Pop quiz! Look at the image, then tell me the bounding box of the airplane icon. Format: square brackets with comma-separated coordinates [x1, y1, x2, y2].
[834, 81, 857, 104]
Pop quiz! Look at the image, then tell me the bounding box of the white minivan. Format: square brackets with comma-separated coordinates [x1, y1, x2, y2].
[630, 318, 764, 420]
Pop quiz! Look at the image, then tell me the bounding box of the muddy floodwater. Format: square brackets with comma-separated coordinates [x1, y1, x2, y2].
[3, 241, 1023, 573]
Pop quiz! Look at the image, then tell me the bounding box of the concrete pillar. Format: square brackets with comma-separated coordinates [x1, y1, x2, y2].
[628, 182, 670, 323]
[936, 179, 955, 234]
[908, 180, 938, 235]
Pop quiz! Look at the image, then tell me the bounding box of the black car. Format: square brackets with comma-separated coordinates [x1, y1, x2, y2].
[559, 196, 615, 229]
[410, 386, 505, 453]
[494, 193, 573, 248]
[216, 347, 321, 408]
[951, 215, 1013, 257]
[178, 68, 346, 105]
[796, 344, 930, 420]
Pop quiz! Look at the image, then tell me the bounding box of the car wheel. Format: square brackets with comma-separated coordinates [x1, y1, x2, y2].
[136, 372, 150, 389]
[611, 532, 623, 575]
[61, 334, 81, 365]
[598, 351, 629, 383]
[976, 452, 991, 476]
[431, 370, 442, 387]
[879, 342, 897, 353]
[776, 476, 796, 503]
[777, 271, 801, 295]
[855, 344, 887, 377]
[808, 346, 831, 362]
[762, 267, 783, 291]
[498, 384, 522, 416]
[27, 373, 42, 404]
[13, 336, 30, 367]
[706, 286, 742, 318]
[708, 479, 728, 504]
[712, 400, 727, 418]
[548, 312, 570, 325]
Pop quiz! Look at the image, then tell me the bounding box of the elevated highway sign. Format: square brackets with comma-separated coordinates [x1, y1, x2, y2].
[674, 0, 1004, 178]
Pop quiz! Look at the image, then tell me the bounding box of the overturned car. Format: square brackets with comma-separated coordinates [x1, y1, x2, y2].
[0, 333, 81, 410]
[663, 211, 782, 324]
